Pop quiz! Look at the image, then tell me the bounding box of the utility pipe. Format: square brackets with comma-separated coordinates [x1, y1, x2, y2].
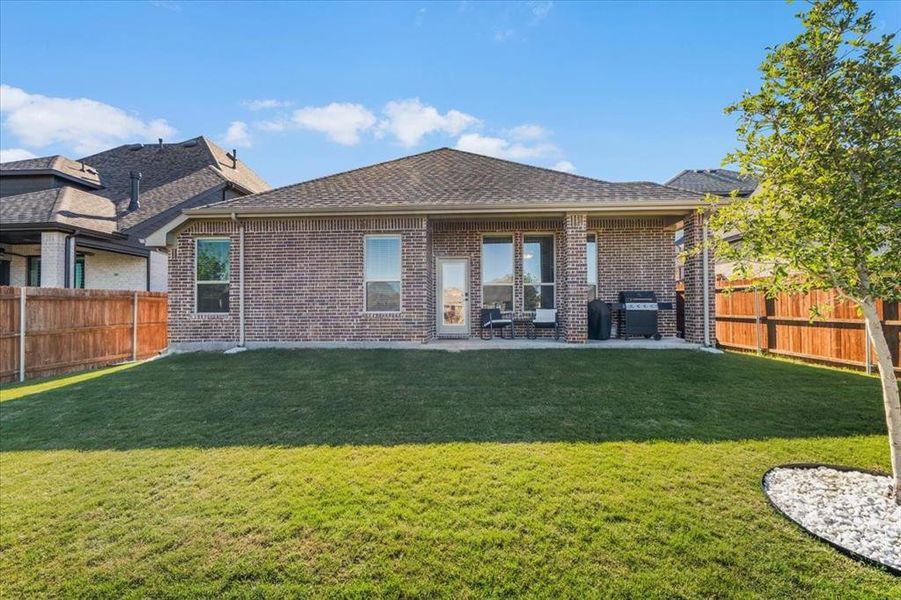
[702, 213, 711, 347]
[231, 212, 246, 347]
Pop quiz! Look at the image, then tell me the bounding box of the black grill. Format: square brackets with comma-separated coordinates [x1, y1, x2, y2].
[617, 291, 673, 340]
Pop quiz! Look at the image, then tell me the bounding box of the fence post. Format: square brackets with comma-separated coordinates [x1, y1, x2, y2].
[19, 288, 26, 382]
[132, 292, 138, 362]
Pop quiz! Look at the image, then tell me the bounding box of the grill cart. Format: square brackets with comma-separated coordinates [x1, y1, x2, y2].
[615, 291, 674, 340]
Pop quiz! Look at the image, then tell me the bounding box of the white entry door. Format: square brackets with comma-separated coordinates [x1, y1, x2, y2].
[437, 258, 470, 336]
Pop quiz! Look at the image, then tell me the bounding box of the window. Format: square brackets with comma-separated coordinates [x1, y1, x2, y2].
[364, 235, 401, 312]
[587, 233, 598, 300]
[482, 235, 513, 311]
[27, 256, 41, 287]
[196, 239, 230, 313]
[523, 234, 555, 310]
[74, 256, 85, 289]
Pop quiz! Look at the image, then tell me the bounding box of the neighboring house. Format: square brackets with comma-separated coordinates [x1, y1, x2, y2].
[0, 137, 269, 290]
[666, 168, 760, 279]
[148, 148, 716, 347]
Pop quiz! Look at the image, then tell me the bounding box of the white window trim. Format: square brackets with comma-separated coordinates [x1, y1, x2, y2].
[195, 237, 231, 315]
[363, 234, 402, 313]
[480, 233, 515, 313]
[587, 232, 598, 301]
[522, 232, 556, 311]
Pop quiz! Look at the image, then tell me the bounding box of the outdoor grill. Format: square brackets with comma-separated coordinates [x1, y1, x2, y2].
[616, 291, 673, 340]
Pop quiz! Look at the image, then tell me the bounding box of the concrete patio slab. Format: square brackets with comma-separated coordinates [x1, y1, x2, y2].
[164, 337, 707, 354]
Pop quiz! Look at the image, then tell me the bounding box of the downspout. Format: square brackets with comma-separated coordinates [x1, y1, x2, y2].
[702, 213, 711, 347]
[145, 255, 151, 291]
[231, 212, 245, 347]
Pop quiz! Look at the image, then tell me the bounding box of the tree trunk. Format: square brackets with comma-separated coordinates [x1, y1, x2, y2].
[860, 299, 901, 503]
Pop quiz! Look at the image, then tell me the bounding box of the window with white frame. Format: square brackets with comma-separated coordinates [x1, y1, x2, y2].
[364, 235, 401, 312]
[196, 239, 230, 313]
[523, 234, 555, 310]
[587, 233, 598, 300]
[481, 235, 514, 312]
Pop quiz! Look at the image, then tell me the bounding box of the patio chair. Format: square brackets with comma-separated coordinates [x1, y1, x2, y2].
[480, 308, 513, 340]
[528, 308, 559, 340]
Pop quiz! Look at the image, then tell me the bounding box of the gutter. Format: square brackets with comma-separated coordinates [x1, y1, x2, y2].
[184, 199, 715, 218]
[702, 213, 711, 347]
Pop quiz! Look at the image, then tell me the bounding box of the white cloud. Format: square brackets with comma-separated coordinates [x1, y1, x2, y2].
[552, 160, 576, 173]
[242, 99, 292, 111]
[291, 102, 376, 145]
[507, 123, 550, 141]
[254, 119, 289, 132]
[222, 121, 252, 148]
[494, 29, 514, 42]
[0, 148, 37, 163]
[455, 133, 559, 161]
[0, 84, 176, 155]
[377, 99, 480, 147]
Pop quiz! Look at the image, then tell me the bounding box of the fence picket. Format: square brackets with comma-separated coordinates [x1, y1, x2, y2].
[0, 286, 167, 383]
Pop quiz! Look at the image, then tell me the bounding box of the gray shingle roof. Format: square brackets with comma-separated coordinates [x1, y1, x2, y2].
[665, 169, 758, 196]
[0, 136, 270, 240]
[194, 148, 703, 214]
[0, 154, 102, 187]
[0, 187, 118, 234]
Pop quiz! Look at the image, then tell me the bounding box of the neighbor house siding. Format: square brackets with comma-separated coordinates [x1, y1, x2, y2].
[82, 250, 147, 290]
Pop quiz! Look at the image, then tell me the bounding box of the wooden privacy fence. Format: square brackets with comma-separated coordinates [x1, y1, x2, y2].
[0, 286, 167, 383]
[714, 280, 901, 373]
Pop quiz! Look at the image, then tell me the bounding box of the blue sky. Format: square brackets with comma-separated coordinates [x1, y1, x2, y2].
[1, 1, 897, 187]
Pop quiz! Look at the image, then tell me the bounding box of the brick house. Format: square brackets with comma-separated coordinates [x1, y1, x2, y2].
[148, 148, 715, 346]
[0, 137, 269, 291]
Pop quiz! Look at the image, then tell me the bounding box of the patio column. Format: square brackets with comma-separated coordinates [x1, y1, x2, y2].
[562, 212, 588, 343]
[682, 211, 715, 345]
[40, 231, 68, 288]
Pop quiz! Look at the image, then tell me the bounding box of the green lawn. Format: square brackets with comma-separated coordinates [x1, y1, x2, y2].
[0, 349, 896, 597]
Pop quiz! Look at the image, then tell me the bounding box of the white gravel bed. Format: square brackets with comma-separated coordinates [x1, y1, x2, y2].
[764, 466, 900, 572]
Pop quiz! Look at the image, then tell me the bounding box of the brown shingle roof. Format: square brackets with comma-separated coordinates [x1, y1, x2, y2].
[80, 136, 270, 231]
[1, 137, 270, 240]
[0, 187, 118, 234]
[194, 148, 703, 215]
[0, 154, 102, 187]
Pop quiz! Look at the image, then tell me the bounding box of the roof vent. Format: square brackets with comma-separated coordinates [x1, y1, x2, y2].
[128, 171, 142, 212]
[182, 140, 198, 148]
[226, 148, 237, 169]
[158, 138, 163, 150]
[129, 144, 144, 151]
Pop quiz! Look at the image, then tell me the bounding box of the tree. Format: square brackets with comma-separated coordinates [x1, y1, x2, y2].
[708, 0, 901, 500]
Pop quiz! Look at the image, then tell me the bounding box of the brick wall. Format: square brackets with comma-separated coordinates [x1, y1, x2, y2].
[589, 217, 677, 337]
[432, 218, 566, 339]
[169, 214, 680, 344]
[682, 211, 716, 344]
[169, 217, 430, 344]
[83, 250, 147, 290]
